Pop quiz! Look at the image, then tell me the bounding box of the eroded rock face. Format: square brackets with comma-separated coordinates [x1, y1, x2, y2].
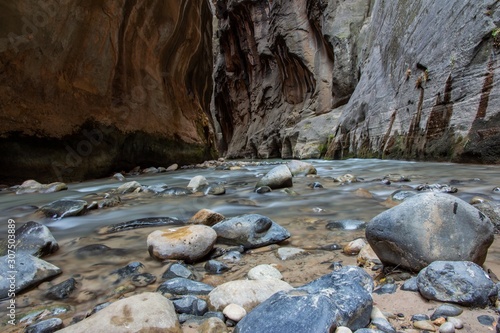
[0, 0, 216, 184]
[213, 0, 500, 164]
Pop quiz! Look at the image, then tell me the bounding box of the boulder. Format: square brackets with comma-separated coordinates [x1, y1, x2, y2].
[212, 214, 290, 249]
[366, 192, 494, 272]
[0, 221, 59, 257]
[208, 279, 293, 311]
[57, 292, 181, 333]
[255, 165, 293, 190]
[286, 160, 317, 176]
[234, 266, 373, 332]
[473, 200, 500, 231]
[147, 225, 217, 262]
[0, 254, 61, 298]
[417, 261, 497, 307]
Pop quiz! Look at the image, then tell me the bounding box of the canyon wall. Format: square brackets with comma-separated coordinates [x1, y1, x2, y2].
[0, 0, 216, 184]
[212, 0, 500, 163]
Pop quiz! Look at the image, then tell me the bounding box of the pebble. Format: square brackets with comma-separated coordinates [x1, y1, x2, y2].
[477, 314, 495, 326]
[413, 320, 436, 331]
[343, 238, 367, 255]
[373, 283, 397, 294]
[446, 317, 463, 329]
[205, 260, 229, 274]
[276, 247, 305, 260]
[223, 303, 247, 322]
[197, 317, 227, 333]
[439, 321, 456, 333]
[431, 304, 463, 320]
[162, 263, 194, 280]
[335, 327, 353, 333]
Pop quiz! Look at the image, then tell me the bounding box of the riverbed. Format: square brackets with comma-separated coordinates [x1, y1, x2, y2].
[1, 158, 499, 331]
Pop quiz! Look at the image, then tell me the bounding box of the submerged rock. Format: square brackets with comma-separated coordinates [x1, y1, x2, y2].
[147, 225, 217, 262]
[212, 214, 291, 249]
[417, 261, 497, 307]
[96, 216, 184, 235]
[37, 199, 88, 219]
[326, 219, 366, 230]
[366, 192, 494, 272]
[45, 278, 77, 300]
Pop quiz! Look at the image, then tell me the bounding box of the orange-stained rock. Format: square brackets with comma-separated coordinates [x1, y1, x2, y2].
[147, 225, 217, 262]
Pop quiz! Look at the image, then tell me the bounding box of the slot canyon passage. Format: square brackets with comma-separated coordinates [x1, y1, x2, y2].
[1, 0, 500, 332]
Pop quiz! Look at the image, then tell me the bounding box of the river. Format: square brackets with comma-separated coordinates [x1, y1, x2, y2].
[0, 158, 499, 330]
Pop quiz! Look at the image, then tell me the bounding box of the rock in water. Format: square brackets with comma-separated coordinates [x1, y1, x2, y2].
[255, 165, 293, 190]
[0, 254, 61, 298]
[37, 199, 88, 219]
[234, 266, 373, 333]
[212, 214, 290, 249]
[286, 160, 317, 176]
[366, 192, 494, 272]
[96, 217, 184, 234]
[417, 261, 497, 307]
[0, 221, 59, 257]
[56, 292, 181, 332]
[147, 225, 217, 262]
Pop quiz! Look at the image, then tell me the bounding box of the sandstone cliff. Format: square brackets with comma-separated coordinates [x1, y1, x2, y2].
[0, 0, 216, 184]
[212, 0, 500, 163]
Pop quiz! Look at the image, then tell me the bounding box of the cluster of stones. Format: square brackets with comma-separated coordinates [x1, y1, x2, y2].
[3, 159, 500, 332]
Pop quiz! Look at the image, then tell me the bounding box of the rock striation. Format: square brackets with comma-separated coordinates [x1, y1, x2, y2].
[212, 0, 500, 164]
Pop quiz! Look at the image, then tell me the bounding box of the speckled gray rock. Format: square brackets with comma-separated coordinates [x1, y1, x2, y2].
[366, 192, 494, 272]
[0, 254, 61, 299]
[171, 295, 208, 316]
[157, 277, 214, 296]
[234, 266, 373, 332]
[37, 199, 88, 219]
[0, 221, 59, 257]
[417, 261, 497, 307]
[212, 214, 290, 249]
[25, 317, 64, 333]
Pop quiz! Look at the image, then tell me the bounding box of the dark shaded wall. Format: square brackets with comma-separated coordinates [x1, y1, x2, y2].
[0, 0, 216, 184]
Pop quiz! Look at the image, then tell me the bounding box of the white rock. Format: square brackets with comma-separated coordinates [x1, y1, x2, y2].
[439, 321, 456, 333]
[446, 317, 463, 329]
[57, 292, 181, 333]
[147, 225, 217, 262]
[276, 247, 305, 260]
[223, 303, 247, 322]
[208, 279, 293, 311]
[117, 181, 141, 193]
[343, 238, 367, 255]
[247, 264, 283, 280]
[335, 327, 353, 333]
[187, 175, 208, 191]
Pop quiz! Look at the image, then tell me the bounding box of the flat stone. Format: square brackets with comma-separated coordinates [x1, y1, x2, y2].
[276, 247, 305, 260]
[37, 199, 87, 219]
[157, 277, 214, 296]
[247, 264, 283, 280]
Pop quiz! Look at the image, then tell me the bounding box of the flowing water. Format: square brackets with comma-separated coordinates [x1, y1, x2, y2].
[0, 158, 499, 330]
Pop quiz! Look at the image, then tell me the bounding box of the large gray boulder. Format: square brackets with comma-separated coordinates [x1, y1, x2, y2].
[366, 192, 494, 272]
[212, 214, 291, 249]
[417, 261, 497, 307]
[234, 266, 373, 333]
